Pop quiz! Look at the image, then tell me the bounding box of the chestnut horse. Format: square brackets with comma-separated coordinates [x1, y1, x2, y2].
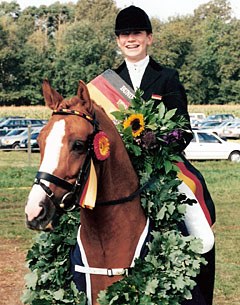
[25, 80, 147, 305]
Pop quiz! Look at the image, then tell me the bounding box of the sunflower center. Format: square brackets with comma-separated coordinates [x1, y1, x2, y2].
[131, 119, 141, 131]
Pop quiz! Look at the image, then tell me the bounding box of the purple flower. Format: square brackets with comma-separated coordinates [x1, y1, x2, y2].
[141, 131, 158, 149]
[162, 129, 183, 144]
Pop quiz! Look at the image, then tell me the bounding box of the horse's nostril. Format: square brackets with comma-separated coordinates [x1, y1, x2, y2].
[38, 204, 48, 220]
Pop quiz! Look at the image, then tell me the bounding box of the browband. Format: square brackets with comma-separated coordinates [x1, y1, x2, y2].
[52, 109, 96, 125]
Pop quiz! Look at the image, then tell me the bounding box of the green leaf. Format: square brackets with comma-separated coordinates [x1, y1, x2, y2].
[24, 269, 38, 290]
[111, 111, 124, 120]
[156, 205, 167, 220]
[164, 108, 177, 121]
[157, 102, 166, 120]
[145, 278, 159, 295]
[164, 160, 173, 174]
[53, 289, 65, 300]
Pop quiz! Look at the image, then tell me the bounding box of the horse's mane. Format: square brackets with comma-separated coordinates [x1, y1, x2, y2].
[92, 99, 140, 191]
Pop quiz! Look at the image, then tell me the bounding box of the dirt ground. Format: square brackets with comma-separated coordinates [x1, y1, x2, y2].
[0, 239, 26, 305]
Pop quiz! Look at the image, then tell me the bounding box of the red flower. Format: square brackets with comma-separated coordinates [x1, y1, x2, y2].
[93, 131, 110, 161]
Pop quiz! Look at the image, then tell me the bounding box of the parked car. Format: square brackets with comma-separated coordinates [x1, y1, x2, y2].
[0, 116, 24, 124]
[189, 113, 206, 121]
[189, 113, 206, 128]
[20, 131, 40, 151]
[221, 122, 240, 139]
[197, 120, 222, 129]
[0, 129, 9, 137]
[0, 126, 43, 150]
[206, 113, 235, 122]
[0, 128, 26, 140]
[184, 130, 240, 162]
[0, 128, 26, 138]
[0, 118, 45, 132]
[200, 120, 239, 138]
[0, 128, 28, 149]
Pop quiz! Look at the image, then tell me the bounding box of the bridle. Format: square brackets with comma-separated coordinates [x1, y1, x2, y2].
[33, 108, 155, 212]
[34, 109, 97, 212]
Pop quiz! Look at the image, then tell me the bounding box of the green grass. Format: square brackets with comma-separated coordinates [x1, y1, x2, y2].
[0, 152, 239, 304]
[192, 161, 240, 305]
[0, 151, 40, 247]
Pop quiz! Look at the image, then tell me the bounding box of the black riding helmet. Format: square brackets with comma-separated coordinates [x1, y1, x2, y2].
[115, 5, 152, 36]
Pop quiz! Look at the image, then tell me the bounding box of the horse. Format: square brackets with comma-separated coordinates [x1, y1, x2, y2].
[25, 80, 212, 305]
[25, 80, 147, 305]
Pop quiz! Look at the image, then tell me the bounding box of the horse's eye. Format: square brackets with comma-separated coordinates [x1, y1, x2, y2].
[72, 140, 87, 153]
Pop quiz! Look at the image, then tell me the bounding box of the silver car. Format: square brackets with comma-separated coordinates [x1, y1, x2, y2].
[221, 122, 240, 139]
[0, 126, 43, 150]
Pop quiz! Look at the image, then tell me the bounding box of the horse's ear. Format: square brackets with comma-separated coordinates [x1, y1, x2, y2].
[42, 79, 64, 110]
[77, 80, 93, 113]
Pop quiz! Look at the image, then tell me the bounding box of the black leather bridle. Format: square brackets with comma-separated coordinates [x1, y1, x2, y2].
[33, 108, 155, 212]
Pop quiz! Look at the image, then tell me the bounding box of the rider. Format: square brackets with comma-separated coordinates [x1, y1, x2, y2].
[113, 5, 215, 305]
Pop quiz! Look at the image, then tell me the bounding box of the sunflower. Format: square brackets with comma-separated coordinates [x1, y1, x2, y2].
[93, 131, 110, 161]
[123, 114, 145, 137]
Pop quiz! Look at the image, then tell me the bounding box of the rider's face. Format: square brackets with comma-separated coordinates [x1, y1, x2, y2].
[116, 31, 153, 63]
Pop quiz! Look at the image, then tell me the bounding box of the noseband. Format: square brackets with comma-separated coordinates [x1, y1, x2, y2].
[34, 108, 154, 212]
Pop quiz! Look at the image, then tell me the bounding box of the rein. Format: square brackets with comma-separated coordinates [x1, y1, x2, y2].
[96, 178, 156, 206]
[34, 108, 155, 212]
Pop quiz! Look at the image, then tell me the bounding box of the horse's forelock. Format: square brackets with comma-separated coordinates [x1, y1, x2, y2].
[59, 96, 80, 109]
[56, 96, 94, 115]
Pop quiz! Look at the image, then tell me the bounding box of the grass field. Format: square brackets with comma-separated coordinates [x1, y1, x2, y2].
[0, 104, 240, 120]
[0, 151, 239, 304]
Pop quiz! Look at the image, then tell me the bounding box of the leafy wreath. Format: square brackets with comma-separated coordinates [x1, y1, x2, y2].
[22, 91, 205, 305]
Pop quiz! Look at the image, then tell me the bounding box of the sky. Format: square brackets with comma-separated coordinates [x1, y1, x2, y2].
[2, 0, 240, 20]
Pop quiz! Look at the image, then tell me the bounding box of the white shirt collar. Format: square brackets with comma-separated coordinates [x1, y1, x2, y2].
[125, 56, 150, 91]
[125, 55, 150, 73]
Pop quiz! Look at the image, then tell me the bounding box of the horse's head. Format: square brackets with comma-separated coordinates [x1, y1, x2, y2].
[25, 80, 138, 231]
[25, 80, 103, 230]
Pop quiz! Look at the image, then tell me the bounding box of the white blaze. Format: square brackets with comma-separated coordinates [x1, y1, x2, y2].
[25, 120, 66, 221]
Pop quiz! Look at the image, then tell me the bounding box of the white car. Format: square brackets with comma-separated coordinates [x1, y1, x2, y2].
[184, 130, 240, 162]
[189, 112, 206, 128]
[189, 113, 206, 122]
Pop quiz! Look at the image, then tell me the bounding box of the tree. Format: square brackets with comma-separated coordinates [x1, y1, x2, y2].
[0, 0, 239, 105]
[193, 0, 232, 21]
[51, 20, 117, 95]
[75, 0, 118, 24]
[152, 17, 192, 70]
[0, 0, 20, 18]
[180, 0, 239, 104]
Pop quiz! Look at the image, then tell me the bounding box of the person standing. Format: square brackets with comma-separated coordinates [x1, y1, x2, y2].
[113, 5, 215, 305]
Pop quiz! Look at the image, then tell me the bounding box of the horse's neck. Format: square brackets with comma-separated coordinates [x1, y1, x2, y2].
[94, 105, 139, 203]
[80, 150, 145, 242]
[80, 200, 146, 266]
[80, 106, 146, 259]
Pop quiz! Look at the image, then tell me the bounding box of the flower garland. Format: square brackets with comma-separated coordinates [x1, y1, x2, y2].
[97, 90, 205, 304]
[22, 90, 205, 305]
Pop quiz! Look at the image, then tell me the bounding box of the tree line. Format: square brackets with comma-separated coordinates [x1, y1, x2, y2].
[0, 0, 239, 106]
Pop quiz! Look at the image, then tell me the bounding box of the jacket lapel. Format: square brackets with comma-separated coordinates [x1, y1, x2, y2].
[114, 62, 134, 89]
[140, 57, 162, 92]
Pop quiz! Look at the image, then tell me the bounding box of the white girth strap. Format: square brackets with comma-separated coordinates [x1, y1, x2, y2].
[75, 217, 150, 276]
[75, 265, 130, 276]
